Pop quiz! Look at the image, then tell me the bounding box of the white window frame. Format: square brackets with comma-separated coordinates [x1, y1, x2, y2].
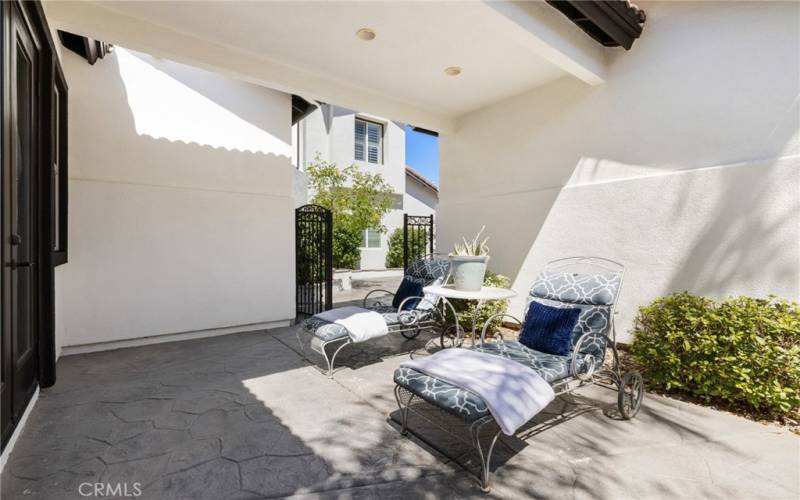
[361, 228, 382, 249]
[354, 117, 383, 165]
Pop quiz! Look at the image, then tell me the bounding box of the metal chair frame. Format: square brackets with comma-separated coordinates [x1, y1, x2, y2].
[297, 254, 457, 377]
[393, 257, 645, 492]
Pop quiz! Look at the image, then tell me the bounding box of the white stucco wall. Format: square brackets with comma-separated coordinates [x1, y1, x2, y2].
[55, 47, 296, 353]
[438, 1, 800, 342]
[404, 175, 438, 218]
[300, 107, 406, 191]
[297, 106, 407, 269]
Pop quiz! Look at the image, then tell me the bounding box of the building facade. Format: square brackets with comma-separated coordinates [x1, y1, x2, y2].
[293, 105, 438, 269]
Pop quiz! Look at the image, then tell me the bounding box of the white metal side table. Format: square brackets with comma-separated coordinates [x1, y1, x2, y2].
[422, 284, 517, 347]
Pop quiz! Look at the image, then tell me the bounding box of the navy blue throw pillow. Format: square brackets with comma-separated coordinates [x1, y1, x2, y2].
[392, 278, 423, 310]
[519, 301, 581, 356]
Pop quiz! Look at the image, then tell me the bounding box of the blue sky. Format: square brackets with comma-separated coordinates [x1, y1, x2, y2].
[404, 125, 439, 186]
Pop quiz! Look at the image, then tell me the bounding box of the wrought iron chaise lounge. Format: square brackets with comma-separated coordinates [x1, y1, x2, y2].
[298, 254, 453, 377]
[392, 257, 644, 492]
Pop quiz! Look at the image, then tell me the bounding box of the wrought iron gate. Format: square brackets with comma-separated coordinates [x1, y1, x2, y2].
[403, 214, 434, 271]
[295, 204, 333, 317]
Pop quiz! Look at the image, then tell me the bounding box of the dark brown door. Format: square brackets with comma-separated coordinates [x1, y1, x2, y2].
[1, 2, 40, 447]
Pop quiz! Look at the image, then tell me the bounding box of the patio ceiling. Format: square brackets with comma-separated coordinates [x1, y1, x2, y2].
[45, 1, 609, 132]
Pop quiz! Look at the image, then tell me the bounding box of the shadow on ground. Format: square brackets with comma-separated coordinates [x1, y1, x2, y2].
[2, 326, 798, 499]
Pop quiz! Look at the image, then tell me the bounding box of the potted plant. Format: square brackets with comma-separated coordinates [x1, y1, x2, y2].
[450, 227, 490, 291]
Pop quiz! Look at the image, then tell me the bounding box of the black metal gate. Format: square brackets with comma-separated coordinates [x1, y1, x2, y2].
[295, 204, 333, 317]
[403, 214, 434, 271]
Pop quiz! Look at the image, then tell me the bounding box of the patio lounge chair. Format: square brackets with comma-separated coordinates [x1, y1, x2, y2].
[392, 257, 645, 492]
[298, 254, 451, 377]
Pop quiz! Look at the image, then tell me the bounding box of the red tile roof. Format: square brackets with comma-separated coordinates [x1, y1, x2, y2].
[405, 166, 438, 195]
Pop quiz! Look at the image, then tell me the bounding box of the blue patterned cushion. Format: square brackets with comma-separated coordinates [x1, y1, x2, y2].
[529, 299, 611, 363]
[519, 302, 580, 356]
[530, 271, 620, 306]
[394, 366, 489, 421]
[527, 270, 620, 364]
[392, 278, 423, 310]
[394, 341, 572, 422]
[303, 306, 431, 341]
[475, 341, 573, 382]
[405, 256, 450, 285]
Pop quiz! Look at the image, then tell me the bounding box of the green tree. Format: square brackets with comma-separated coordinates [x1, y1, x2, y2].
[306, 155, 394, 269]
[332, 225, 362, 270]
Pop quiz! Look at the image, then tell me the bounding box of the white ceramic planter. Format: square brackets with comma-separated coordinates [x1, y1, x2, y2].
[450, 255, 489, 291]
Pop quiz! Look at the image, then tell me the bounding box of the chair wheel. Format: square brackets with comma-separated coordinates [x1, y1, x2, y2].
[439, 325, 464, 349]
[401, 327, 420, 339]
[617, 371, 644, 419]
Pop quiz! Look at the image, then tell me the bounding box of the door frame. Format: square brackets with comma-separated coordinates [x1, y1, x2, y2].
[1, 0, 61, 452]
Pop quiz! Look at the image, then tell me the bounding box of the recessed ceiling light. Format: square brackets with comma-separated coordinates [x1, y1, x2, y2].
[444, 66, 462, 76]
[356, 28, 376, 41]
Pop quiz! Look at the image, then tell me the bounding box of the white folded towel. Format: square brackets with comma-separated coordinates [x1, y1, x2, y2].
[316, 306, 389, 343]
[401, 348, 555, 435]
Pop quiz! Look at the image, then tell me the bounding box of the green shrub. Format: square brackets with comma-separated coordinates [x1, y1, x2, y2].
[385, 228, 404, 268]
[448, 271, 512, 332]
[385, 227, 431, 269]
[630, 292, 800, 417]
[332, 225, 362, 270]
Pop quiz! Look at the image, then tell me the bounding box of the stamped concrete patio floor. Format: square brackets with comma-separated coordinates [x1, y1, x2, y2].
[2, 327, 798, 499]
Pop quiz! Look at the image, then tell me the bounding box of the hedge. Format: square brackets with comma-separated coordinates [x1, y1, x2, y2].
[385, 227, 431, 269]
[385, 228, 404, 269]
[630, 293, 800, 417]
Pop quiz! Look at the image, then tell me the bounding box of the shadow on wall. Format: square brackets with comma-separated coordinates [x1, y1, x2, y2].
[58, 46, 298, 346]
[484, 154, 800, 342]
[437, 3, 800, 340]
[436, 186, 560, 282]
[663, 157, 799, 297]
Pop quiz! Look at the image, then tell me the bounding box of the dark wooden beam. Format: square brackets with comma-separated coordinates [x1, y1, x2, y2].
[411, 126, 438, 137]
[547, 1, 646, 50]
[57, 29, 111, 65]
[291, 95, 317, 125]
[83, 36, 98, 64]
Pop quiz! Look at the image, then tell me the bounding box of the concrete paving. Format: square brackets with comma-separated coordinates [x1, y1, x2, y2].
[332, 270, 403, 307]
[2, 326, 798, 499]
